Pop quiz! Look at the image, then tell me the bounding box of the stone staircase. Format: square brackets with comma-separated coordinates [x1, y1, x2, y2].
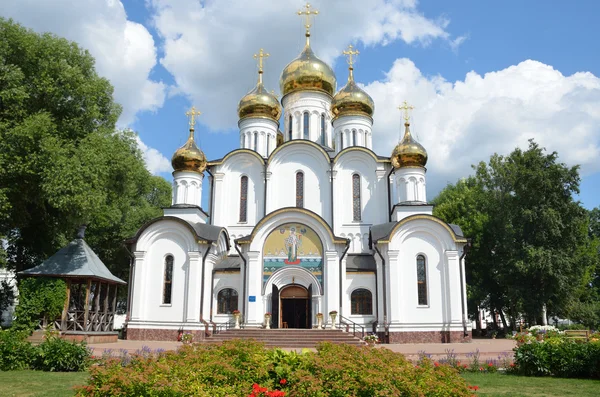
[206, 329, 365, 348]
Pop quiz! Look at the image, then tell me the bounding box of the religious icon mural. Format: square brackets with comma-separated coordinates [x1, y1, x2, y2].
[263, 223, 323, 288]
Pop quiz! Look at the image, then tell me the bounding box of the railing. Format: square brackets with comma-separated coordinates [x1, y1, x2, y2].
[339, 315, 365, 339]
[212, 320, 238, 334]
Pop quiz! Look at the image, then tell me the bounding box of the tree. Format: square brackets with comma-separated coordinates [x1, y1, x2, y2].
[434, 140, 594, 326]
[0, 19, 171, 283]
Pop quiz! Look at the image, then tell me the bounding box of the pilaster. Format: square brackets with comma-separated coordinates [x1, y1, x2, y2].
[130, 251, 146, 321]
[185, 251, 202, 323]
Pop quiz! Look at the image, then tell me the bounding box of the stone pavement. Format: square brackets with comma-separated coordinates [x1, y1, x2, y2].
[88, 337, 516, 362]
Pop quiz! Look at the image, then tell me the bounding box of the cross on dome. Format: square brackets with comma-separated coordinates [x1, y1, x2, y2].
[398, 100, 414, 123]
[254, 48, 270, 84]
[185, 106, 202, 131]
[297, 2, 319, 44]
[342, 44, 359, 81]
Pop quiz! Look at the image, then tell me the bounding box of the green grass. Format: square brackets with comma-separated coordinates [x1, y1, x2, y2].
[462, 372, 600, 397]
[0, 370, 599, 396]
[0, 370, 88, 397]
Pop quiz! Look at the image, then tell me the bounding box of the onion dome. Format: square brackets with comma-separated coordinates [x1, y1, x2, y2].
[280, 34, 336, 98]
[277, 130, 284, 146]
[172, 107, 207, 173]
[391, 122, 428, 168]
[331, 46, 374, 120]
[238, 55, 282, 122]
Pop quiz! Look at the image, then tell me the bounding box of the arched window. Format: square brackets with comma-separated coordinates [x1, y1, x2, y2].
[352, 174, 361, 221]
[296, 172, 304, 208]
[417, 255, 428, 305]
[266, 134, 270, 154]
[163, 255, 174, 304]
[351, 288, 372, 315]
[303, 112, 309, 139]
[352, 129, 357, 146]
[217, 288, 238, 314]
[239, 176, 248, 222]
[320, 113, 326, 145]
[253, 132, 258, 151]
[340, 132, 344, 149]
[288, 115, 293, 141]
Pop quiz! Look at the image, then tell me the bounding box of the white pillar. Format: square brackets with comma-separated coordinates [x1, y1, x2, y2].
[130, 251, 146, 321]
[185, 251, 202, 322]
[246, 251, 261, 326]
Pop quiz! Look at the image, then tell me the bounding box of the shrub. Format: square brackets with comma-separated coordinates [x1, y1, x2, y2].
[75, 340, 474, 396]
[0, 329, 36, 370]
[12, 277, 66, 332]
[513, 338, 600, 378]
[33, 333, 91, 372]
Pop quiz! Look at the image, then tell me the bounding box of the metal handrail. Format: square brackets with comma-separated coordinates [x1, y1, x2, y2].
[339, 315, 365, 339]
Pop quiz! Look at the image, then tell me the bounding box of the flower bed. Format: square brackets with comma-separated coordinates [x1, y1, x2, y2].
[75, 340, 476, 396]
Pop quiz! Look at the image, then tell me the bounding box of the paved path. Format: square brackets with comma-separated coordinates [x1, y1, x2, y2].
[88, 337, 516, 362]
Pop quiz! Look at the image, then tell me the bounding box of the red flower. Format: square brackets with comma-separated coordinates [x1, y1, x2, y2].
[280, 379, 287, 385]
[434, 362, 439, 367]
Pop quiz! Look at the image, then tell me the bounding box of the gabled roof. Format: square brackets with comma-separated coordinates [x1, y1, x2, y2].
[369, 214, 468, 246]
[20, 238, 126, 284]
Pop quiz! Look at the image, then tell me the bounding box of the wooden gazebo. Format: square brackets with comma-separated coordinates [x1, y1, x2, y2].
[20, 226, 126, 343]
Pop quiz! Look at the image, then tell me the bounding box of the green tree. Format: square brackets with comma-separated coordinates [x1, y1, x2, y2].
[0, 19, 171, 283]
[434, 140, 594, 326]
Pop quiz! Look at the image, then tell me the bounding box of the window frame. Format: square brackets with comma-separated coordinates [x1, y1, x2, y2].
[239, 175, 248, 223]
[303, 112, 309, 139]
[352, 173, 361, 222]
[296, 171, 304, 208]
[216, 288, 239, 314]
[162, 255, 174, 305]
[350, 288, 373, 315]
[416, 254, 429, 306]
[320, 113, 326, 145]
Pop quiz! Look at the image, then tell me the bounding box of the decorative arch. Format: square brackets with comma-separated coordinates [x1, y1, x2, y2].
[378, 214, 468, 246]
[333, 146, 389, 164]
[266, 140, 331, 166]
[207, 149, 265, 166]
[262, 265, 323, 296]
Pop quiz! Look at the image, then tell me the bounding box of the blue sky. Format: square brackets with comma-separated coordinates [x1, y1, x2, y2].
[2, 0, 599, 209]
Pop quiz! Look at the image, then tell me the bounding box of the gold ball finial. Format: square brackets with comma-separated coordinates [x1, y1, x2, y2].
[172, 106, 207, 173]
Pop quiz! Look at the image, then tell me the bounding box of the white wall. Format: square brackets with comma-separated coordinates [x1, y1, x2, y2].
[345, 272, 377, 326]
[239, 118, 279, 157]
[282, 91, 333, 147]
[212, 271, 241, 323]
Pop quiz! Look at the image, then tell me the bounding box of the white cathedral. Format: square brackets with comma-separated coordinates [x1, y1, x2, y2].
[126, 6, 471, 343]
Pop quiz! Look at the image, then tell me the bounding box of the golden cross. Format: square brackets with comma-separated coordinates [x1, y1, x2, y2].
[398, 100, 414, 122]
[297, 3, 319, 35]
[342, 44, 359, 68]
[253, 48, 270, 74]
[185, 106, 202, 129]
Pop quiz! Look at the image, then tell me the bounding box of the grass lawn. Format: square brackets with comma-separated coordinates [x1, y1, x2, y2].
[1, 370, 599, 396]
[462, 372, 600, 397]
[0, 370, 88, 397]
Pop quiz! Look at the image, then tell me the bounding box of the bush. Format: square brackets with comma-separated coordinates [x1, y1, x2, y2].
[513, 338, 600, 378]
[75, 340, 474, 397]
[34, 333, 91, 372]
[0, 329, 36, 370]
[0, 329, 90, 372]
[12, 278, 66, 332]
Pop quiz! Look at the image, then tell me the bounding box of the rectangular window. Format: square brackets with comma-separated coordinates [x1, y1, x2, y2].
[303, 112, 309, 139]
[321, 114, 326, 145]
[352, 174, 361, 221]
[163, 255, 174, 304]
[417, 255, 428, 305]
[239, 176, 248, 222]
[296, 172, 304, 208]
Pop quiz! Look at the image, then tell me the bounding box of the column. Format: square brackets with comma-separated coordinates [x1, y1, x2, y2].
[130, 251, 146, 321]
[445, 250, 461, 325]
[212, 173, 225, 224]
[185, 251, 202, 323]
[246, 251, 261, 326]
[387, 250, 400, 324]
[324, 251, 339, 319]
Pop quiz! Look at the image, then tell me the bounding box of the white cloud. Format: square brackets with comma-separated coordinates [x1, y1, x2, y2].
[148, 0, 458, 130]
[135, 136, 172, 175]
[1, 0, 167, 125]
[366, 59, 600, 194]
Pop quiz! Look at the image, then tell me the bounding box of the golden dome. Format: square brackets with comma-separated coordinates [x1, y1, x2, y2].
[280, 36, 336, 98]
[277, 130, 284, 147]
[331, 69, 374, 120]
[391, 122, 428, 168]
[238, 81, 282, 122]
[171, 129, 207, 173]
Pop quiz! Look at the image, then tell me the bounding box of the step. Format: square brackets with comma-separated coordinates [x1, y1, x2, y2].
[206, 329, 365, 347]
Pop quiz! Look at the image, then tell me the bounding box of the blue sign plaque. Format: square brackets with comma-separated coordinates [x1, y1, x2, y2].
[248, 296, 256, 302]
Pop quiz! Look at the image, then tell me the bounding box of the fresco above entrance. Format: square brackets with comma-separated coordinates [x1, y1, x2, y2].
[263, 223, 323, 288]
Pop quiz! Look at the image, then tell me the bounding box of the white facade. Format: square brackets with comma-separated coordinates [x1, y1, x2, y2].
[127, 34, 471, 344]
[0, 268, 16, 327]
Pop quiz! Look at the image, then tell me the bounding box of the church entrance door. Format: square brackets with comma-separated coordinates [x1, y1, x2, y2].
[279, 285, 311, 329]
